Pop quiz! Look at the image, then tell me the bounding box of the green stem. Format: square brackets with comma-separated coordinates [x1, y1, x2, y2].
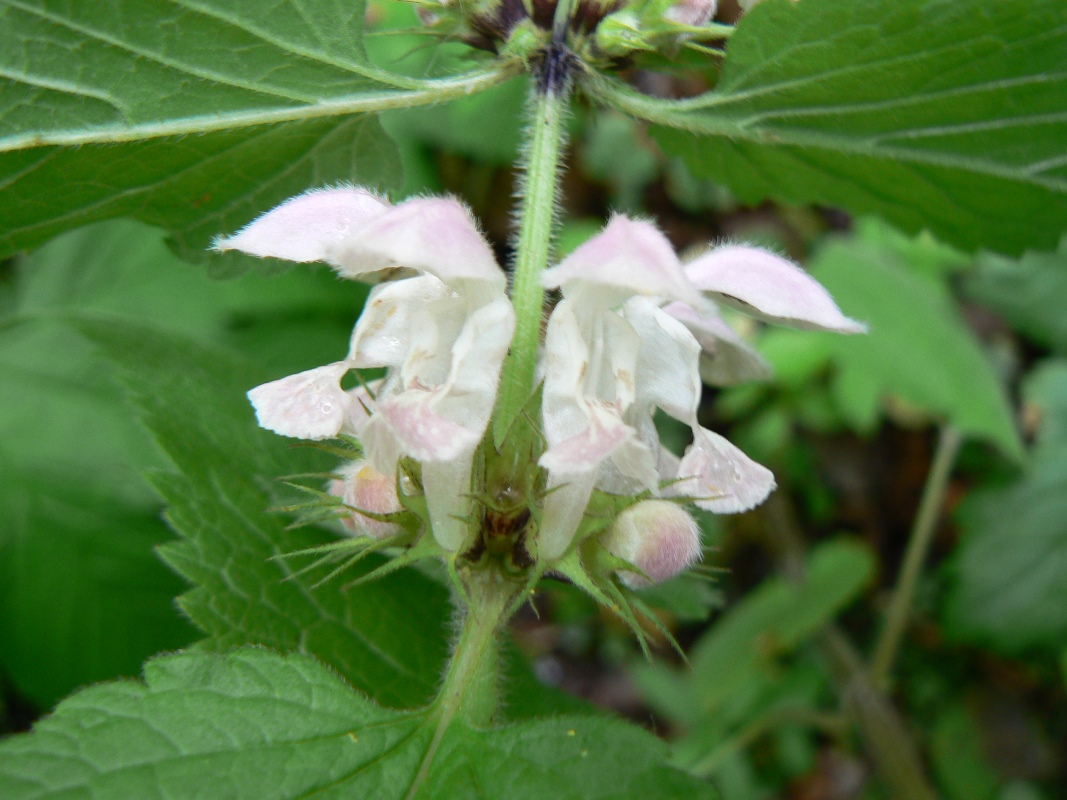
[688, 705, 846, 777]
[821, 628, 939, 800]
[760, 491, 940, 799]
[492, 52, 573, 446]
[404, 572, 520, 800]
[870, 425, 963, 690]
[435, 575, 515, 727]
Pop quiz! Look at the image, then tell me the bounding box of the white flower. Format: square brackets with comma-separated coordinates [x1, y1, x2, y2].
[217, 187, 515, 551]
[537, 215, 863, 559]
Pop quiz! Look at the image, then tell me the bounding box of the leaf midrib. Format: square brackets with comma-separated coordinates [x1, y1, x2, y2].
[592, 77, 1067, 192]
[0, 63, 516, 152]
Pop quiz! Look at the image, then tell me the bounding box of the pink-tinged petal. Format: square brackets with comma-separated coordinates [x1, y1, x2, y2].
[423, 456, 476, 551]
[247, 362, 351, 440]
[540, 404, 635, 475]
[663, 301, 772, 386]
[602, 500, 701, 588]
[377, 391, 481, 462]
[543, 215, 705, 308]
[328, 197, 505, 291]
[674, 427, 776, 513]
[329, 461, 403, 539]
[684, 246, 867, 333]
[539, 471, 599, 560]
[215, 187, 390, 262]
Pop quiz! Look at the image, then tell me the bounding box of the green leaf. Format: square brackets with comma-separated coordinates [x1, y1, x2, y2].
[594, 0, 1067, 255]
[75, 317, 451, 708]
[0, 1, 513, 259]
[943, 361, 1067, 652]
[636, 573, 723, 624]
[930, 702, 1000, 800]
[634, 539, 874, 727]
[383, 78, 529, 168]
[0, 217, 395, 708]
[965, 237, 1067, 354]
[808, 220, 1023, 459]
[0, 479, 196, 710]
[0, 648, 719, 800]
[0, 221, 264, 708]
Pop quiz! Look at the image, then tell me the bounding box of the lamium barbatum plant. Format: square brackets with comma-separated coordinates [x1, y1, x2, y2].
[212, 0, 863, 745]
[2, 0, 1058, 797]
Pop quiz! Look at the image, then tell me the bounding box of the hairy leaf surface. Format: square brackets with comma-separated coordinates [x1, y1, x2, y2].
[0, 0, 509, 260]
[0, 649, 719, 799]
[944, 361, 1067, 652]
[595, 0, 1067, 255]
[76, 318, 451, 708]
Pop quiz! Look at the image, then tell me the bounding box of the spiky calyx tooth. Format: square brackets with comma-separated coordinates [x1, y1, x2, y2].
[601, 500, 701, 588]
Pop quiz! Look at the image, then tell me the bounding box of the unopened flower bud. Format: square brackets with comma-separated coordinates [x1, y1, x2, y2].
[601, 500, 701, 588]
[594, 11, 650, 57]
[329, 461, 404, 539]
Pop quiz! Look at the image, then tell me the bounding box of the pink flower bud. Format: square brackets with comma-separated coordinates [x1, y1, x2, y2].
[602, 500, 701, 588]
[329, 461, 404, 539]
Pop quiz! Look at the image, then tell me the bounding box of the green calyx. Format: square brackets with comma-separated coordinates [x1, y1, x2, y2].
[593, 0, 733, 60]
[406, 0, 727, 64]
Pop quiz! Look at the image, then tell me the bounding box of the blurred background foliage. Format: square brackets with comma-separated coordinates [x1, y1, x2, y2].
[2, 2, 1065, 799]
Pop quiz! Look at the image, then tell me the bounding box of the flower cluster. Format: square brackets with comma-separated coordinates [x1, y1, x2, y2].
[217, 188, 515, 552]
[219, 187, 861, 589]
[536, 214, 863, 577]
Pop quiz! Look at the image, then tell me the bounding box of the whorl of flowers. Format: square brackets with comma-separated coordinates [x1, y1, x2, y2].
[218, 186, 862, 590]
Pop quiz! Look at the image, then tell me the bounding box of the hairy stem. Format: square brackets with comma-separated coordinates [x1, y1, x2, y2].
[405, 571, 521, 799]
[492, 49, 573, 446]
[870, 425, 963, 689]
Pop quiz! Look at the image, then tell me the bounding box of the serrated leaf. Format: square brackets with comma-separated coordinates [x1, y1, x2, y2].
[0, 478, 195, 710]
[0, 648, 719, 800]
[0, 0, 512, 259]
[0, 220, 279, 708]
[594, 0, 1067, 255]
[3, 220, 575, 719]
[964, 237, 1067, 354]
[808, 221, 1023, 459]
[74, 317, 451, 708]
[943, 361, 1067, 652]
